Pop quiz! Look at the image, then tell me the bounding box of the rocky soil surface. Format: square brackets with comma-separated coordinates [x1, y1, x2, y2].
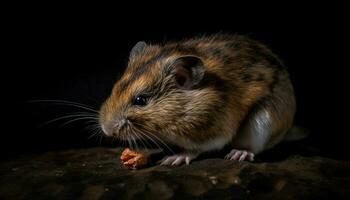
[0, 145, 349, 200]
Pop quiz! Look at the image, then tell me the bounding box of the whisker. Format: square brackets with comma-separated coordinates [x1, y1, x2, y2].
[28, 99, 112, 146]
[130, 124, 138, 150]
[132, 127, 147, 149]
[28, 99, 96, 109]
[87, 125, 103, 139]
[99, 132, 104, 145]
[142, 128, 175, 155]
[88, 130, 101, 139]
[41, 113, 98, 127]
[59, 117, 99, 128]
[133, 126, 167, 155]
[88, 131, 101, 140]
[83, 121, 100, 128]
[127, 138, 132, 150]
[131, 135, 138, 151]
[134, 133, 142, 150]
[132, 122, 175, 154]
[28, 99, 99, 113]
[128, 127, 135, 150]
[134, 129, 153, 148]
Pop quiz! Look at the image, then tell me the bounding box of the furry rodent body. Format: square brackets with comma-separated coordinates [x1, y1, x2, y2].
[99, 34, 296, 164]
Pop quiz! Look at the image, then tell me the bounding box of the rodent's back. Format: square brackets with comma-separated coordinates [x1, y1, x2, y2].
[170, 34, 291, 131]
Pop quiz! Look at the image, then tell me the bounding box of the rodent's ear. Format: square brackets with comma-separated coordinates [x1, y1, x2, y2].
[169, 56, 205, 89]
[130, 41, 147, 58]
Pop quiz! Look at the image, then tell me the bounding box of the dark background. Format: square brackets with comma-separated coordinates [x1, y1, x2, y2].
[2, 4, 348, 160]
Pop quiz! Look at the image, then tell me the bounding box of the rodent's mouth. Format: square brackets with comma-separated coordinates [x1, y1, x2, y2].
[100, 116, 177, 152]
[112, 127, 177, 152]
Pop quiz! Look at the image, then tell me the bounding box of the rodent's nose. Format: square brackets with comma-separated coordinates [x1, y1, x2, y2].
[113, 118, 127, 130]
[101, 118, 128, 137]
[101, 123, 112, 136]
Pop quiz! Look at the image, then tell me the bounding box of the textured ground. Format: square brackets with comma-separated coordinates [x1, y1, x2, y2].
[0, 145, 349, 200]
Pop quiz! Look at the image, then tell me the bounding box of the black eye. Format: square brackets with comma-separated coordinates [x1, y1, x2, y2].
[133, 95, 148, 106]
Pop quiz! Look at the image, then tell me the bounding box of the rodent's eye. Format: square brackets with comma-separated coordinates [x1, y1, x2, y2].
[133, 95, 148, 106]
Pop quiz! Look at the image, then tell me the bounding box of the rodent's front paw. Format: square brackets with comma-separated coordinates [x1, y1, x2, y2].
[225, 149, 254, 162]
[159, 153, 198, 166]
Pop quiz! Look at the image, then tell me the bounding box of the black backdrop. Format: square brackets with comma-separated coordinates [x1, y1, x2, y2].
[2, 4, 348, 159]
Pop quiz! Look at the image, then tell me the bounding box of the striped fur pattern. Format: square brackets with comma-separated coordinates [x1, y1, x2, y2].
[99, 34, 296, 154]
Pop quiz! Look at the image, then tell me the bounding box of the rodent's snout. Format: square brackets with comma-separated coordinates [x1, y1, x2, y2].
[100, 118, 128, 137]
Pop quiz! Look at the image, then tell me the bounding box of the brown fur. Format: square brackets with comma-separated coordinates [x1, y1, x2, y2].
[99, 34, 295, 154]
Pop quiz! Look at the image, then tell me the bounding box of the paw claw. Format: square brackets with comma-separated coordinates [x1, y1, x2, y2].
[238, 151, 248, 162]
[185, 157, 190, 165]
[171, 157, 183, 166]
[160, 153, 198, 166]
[160, 157, 173, 166]
[225, 149, 254, 162]
[232, 151, 241, 160]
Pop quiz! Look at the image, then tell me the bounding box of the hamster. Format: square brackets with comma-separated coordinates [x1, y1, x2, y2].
[99, 34, 296, 166]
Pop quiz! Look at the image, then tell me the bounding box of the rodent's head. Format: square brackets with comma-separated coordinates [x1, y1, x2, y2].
[99, 41, 225, 150]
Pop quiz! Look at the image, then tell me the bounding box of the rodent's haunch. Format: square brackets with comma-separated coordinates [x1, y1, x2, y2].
[99, 34, 296, 165]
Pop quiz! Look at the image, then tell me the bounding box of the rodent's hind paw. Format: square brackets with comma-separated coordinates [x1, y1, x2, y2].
[159, 153, 198, 166]
[225, 149, 254, 162]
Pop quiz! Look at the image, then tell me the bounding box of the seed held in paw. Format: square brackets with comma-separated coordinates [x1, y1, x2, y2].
[120, 148, 148, 170]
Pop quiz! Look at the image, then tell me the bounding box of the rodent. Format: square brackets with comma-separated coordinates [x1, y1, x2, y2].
[99, 34, 296, 165]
